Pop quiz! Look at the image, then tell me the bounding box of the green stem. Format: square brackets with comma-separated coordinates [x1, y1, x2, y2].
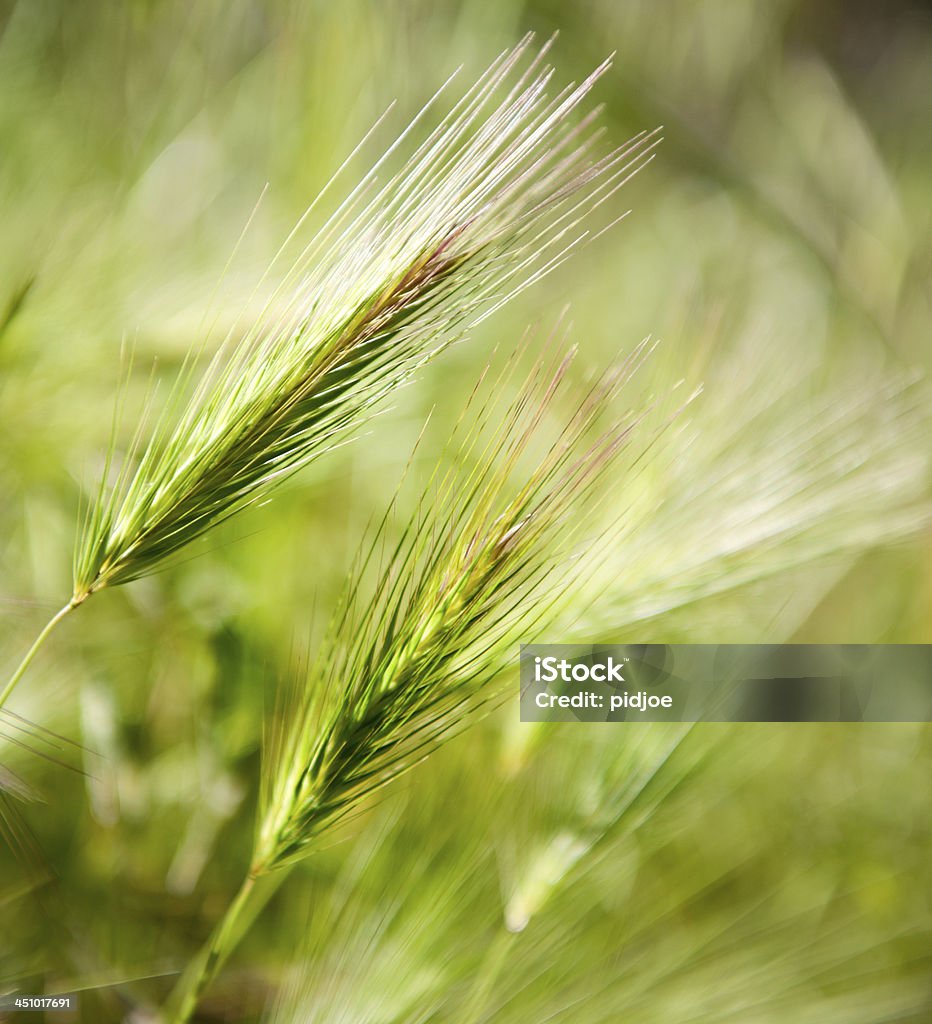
[162, 864, 287, 1024]
[0, 600, 78, 710]
[163, 872, 258, 1024]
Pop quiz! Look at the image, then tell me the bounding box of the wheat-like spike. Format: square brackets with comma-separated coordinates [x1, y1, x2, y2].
[0, 38, 658, 711]
[253, 340, 658, 873]
[73, 40, 654, 600]
[161, 335, 670, 1024]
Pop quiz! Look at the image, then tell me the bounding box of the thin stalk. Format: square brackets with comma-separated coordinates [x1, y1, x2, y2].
[164, 872, 257, 1024]
[0, 601, 79, 711]
[163, 865, 287, 1024]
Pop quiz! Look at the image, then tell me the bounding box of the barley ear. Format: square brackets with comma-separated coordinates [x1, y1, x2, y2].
[162, 335, 668, 1023]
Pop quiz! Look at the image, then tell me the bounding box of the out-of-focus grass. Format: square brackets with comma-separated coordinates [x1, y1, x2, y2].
[1, 2, 931, 1022]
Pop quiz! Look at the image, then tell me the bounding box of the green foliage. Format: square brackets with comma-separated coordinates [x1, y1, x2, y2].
[1, 3, 931, 1024]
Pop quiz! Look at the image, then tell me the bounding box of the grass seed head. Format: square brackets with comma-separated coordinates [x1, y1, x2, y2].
[73, 37, 659, 602]
[253, 335, 665, 873]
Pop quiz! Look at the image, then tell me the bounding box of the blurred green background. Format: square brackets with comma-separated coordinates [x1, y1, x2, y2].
[1, 1, 931, 1021]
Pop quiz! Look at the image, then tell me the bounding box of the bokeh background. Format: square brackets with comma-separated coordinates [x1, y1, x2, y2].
[1, 1, 931, 1021]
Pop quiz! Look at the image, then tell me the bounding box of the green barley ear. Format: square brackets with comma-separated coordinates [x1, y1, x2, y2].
[162, 334, 675, 1024]
[73, 39, 652, 598]
[1, 36, 659, 710]
[252, 338, 663, 872]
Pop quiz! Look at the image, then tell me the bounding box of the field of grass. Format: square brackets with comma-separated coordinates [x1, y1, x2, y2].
[1, 2, 931, 1022]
